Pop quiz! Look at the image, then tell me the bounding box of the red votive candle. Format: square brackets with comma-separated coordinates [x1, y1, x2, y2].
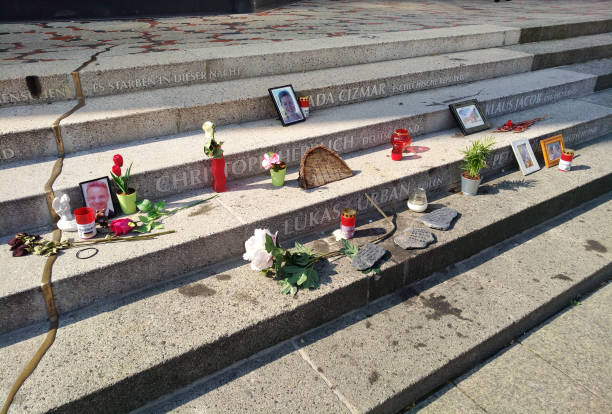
[299, 96, 310, 118]
[74, 207, 96, 239]
[558, 150, 574, 172]
[391, 142, 403, 161]
[341, 208, 356, 239]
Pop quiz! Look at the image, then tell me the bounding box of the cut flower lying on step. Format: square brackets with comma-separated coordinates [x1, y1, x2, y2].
[243, 228, 321, 295]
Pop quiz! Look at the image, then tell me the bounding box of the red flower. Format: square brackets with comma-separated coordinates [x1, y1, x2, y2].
[109, 218, 133, 236]
[111, 164, 121, 176]
[113, 154, 123, 167]
[505, 120, 514, 128]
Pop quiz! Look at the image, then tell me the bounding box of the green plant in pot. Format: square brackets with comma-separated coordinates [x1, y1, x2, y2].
[110, 154, 137, 214]
[460, 136, 495, 196]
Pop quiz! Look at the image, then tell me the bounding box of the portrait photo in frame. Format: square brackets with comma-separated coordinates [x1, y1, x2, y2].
[449, 99, 490, 135]
[268, 85, 305, 126]
[79, 177, 117, 218]
[540, 134, 565, 168]
[511, 139, 540, 176]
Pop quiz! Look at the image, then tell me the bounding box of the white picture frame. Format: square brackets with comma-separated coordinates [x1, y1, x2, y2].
[511, 139, 540, 176]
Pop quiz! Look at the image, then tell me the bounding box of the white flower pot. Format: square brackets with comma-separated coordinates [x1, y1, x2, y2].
[461, 174, 481, 196]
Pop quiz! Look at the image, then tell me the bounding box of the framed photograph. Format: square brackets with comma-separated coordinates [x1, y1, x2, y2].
[79, 177, 117, 218]
[540, 134, 565, 168]
[268, 85, 305, 126]
[449, 99, 490, 135]
[511, 139, 540, 176]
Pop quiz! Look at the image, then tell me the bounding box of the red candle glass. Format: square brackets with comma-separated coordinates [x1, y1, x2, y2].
[341, 208, 356, 239]
[390, 128, 412, 151]
[74, 207, 96, 239]
[391, 142, 403, 161]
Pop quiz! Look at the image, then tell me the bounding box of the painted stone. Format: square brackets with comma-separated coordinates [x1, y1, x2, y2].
[416, 207, 458, 230]
[352, 243, 386, 270]
[394, 228, 435, 249]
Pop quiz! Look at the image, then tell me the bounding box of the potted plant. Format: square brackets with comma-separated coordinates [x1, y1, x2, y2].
[261, 152, 287, 187]
[460, 136, 495, 196]
[203, 121, 225, 193]
[110, 154, 137, 214]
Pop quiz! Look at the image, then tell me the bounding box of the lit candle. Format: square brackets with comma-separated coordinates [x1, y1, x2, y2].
[341, 208, 356, 239]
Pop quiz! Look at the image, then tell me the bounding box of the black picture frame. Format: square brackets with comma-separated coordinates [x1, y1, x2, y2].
[449, 99, 490, 135]
[268, 85, 306, 126]
[79, 176, 118, 218]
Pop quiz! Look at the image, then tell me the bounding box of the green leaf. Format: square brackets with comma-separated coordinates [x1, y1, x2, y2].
[287, 273, 301, 284]
[340, 239, 359, 258]
[154, 201, 166, 211]
[139, 215, 151, 224]
[294, 254, 310, 266]
[290, 285, 298, 296]
[283, 265, 304, 274]
[151, 222, 164, 230]
[280, 282, 292, 295]
[147, 211, 160, 220]
[265, 234, 275, 253]
[296, 272, 308, 286]
[137, 199, 153, 212]
[133, 223, 152, 233]
[293, 241, 314, 255]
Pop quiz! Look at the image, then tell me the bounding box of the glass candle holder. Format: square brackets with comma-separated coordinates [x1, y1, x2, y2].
[407, 188, 428, 212]
[390, 128, 412, 151]
[391, 142, 403, 161]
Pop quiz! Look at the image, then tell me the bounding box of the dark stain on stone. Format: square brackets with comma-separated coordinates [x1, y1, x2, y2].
[532, 278, 540, 282]
[456, 332, 467, 338]
[160, 341, 166, 345]
[368, 371, 380, 385]
[312, 240, 329, 253]
[365, 321, 372, 329]
[234, 292, 259, 305]
[584, 240, 607, 253]
[178, 283, 216, 297]
[579, 219, 585, 223]
[317, 367, 324, 373]
[414, 342, 427, 349]
[420, 293, 471, 321]
[188, 204, 215, 217]
[439, 335, 445, 339]
[216, 274, 231, 281]
[447, 323, 452, 328]
[551, 274, 573, 282]
[391, 340, 399, 346]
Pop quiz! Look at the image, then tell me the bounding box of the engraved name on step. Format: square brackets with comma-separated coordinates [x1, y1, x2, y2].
[282, 175, 445, 236]
[0, 87, 73, 104]
[484, 87, 582, 117]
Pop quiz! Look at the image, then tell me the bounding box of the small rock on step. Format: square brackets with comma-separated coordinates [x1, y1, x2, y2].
[416, 207, 459, 230]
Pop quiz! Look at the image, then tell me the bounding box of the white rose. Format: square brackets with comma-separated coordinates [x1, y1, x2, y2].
[243, 228, 277, 261]
[250, 249, 273, 271]
[202, 121, 215, 149]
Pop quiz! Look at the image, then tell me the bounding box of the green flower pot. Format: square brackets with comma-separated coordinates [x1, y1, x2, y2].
[117, 188, 137, 214]
[270, 166, 287, 187]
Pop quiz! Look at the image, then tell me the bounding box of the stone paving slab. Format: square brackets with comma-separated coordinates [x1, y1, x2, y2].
[506, 33, 612, 70]
[520, 305, 612, 404]
[1, 101, 611, 333]
[578, 87, 612, 108]
[454, 344, 611, 413]
[410, 384, 485, 413]
[563, 58, 612, 91]
[141, 342, 351, 413]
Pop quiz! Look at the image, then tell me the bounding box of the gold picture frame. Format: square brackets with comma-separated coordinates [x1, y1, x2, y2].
[540, 134, 565, 168]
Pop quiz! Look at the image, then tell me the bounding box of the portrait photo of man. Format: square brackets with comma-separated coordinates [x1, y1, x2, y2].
[269, 85, 305, 126]
[79, 177, 116, 217]
[547, 141, 562, 160]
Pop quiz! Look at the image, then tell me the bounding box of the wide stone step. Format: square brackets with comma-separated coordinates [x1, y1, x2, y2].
[1, 138, 610, 413]
[1, 97, 610, 334]
[0, 25, 520, 107]
[506, 32, 612, 70]
[1, 68, 609, 235]
[141, 193, 612, 414]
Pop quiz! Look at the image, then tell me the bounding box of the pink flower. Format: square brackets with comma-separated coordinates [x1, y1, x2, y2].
[261, 153, 280, 170]
[109, 218, 133, 236]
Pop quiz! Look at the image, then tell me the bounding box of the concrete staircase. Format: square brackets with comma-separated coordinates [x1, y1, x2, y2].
[0, 18, 611, 413]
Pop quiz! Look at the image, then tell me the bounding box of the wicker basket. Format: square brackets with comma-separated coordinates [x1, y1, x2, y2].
[298, 145, 353, 189]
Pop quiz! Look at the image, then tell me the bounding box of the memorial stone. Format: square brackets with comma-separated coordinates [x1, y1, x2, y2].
[394, 228, 436, 249]
[416, 207, 459, 230]
[352, 243, 387, 270]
